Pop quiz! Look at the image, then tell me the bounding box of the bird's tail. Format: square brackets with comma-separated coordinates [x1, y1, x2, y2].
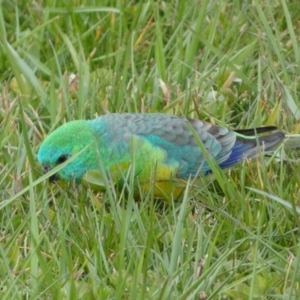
[234, 126, 278, 136]
[240, 131, 285, 157]
[219, 129, 285, 169]
[235, 126, 300, 151]
[234, 126, 285, 154]
[283, 134, 300, 150]
[220, 127, 299, 170]
[236, 127, 300, 152]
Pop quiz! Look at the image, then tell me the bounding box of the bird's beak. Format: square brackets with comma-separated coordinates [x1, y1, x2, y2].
[49, 174, 59, 182]
[42, 165, 60, 182]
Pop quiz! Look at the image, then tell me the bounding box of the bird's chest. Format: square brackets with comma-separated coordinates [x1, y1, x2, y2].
[97, 133, 180, 184]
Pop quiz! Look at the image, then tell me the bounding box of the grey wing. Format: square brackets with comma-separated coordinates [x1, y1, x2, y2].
[101, 113, 236, 176]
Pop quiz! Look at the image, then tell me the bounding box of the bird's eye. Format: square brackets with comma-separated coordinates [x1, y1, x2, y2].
[57, 154, 69, 164]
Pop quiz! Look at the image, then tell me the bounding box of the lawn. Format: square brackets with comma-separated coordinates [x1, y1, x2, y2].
[1, 0, 300, 299]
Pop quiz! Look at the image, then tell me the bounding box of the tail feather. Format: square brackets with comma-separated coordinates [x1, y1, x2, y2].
[219, 131, 285, 169]
[234, 126, 278, 136]
[235, 128, 300, 150]
[284, 134, 300, 149]
[244, 132, 285, 155]
[216, 127, 300, 171]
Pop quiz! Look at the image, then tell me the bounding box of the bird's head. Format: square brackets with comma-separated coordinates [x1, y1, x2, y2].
[37, 120, 99, 182]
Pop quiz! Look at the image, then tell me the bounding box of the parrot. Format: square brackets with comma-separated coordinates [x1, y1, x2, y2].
[37, 113, 297, 196]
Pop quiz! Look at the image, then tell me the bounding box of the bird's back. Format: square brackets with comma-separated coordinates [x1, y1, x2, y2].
[88, 113, 284, 182]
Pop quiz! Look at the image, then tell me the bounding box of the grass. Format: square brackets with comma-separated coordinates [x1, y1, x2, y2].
[1, 0, 300, 299]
